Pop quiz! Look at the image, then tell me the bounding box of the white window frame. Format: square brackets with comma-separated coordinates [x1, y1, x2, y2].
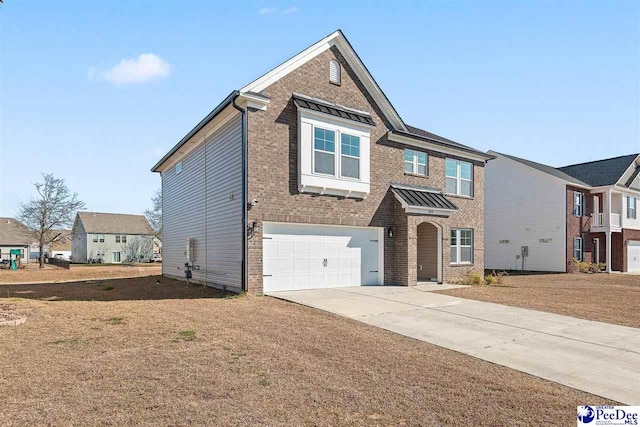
[573, 237, 583, 261]
[176, 161, 183, 174]
[404, 149, 428, 176]
[627, 196, 637, 219]
[122, 235, 127, 244]
[92, 234, 98, 243]
[340, 133, 361, 179]
[450, 228, 473, 265]
[445, 159, 473, 197]
[312, 125, 362, 182]
[99, 234, 105, 243]
[573, 192, 585, 217]
[115, 235, 121, 243]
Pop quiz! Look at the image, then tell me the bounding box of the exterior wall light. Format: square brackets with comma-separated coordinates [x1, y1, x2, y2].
[387, 227, 395, 238]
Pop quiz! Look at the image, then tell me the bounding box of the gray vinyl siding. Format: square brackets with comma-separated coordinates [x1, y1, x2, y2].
[161, 113, 243, 291]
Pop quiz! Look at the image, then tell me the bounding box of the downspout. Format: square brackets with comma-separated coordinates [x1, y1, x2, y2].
[232, 93, 248, 293]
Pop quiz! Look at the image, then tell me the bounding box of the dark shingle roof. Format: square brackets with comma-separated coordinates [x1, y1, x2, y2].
[390, 184, 458, 211]
[397, 125, 492, 159]
[491, 151, 591, 187]
[557, 154, 639, 187]
[292, 93, 375, 126]
[77, 212, 154, 235]
[0, 218, 32, 246]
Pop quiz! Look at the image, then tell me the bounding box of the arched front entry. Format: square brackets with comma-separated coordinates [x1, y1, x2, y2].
[417, 222, 442, 283]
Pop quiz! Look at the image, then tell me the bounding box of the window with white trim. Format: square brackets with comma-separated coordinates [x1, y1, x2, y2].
[627, 196, 637, 219]
[573, 192, 585, 216]
[329, 60, 341, 84]
[451, 229, 473, 264]
[99, 234, 105, 243]
[445, 159, 473, 197]
[116, 235, 120, 243]
[340, 133, 360, 179]
[176, 161, 183, 174]
[573, 237, 583, 261]
[93, 234, 98, 243]
[404, 149, 427, 176]
[313, 127, 336, 175]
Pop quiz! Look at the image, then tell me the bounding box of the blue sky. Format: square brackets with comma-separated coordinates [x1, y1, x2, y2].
[0, 1, 638, 218]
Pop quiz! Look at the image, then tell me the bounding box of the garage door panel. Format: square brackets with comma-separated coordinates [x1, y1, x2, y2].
[263, 223, 382, 292]
[629, 241, 640, 272]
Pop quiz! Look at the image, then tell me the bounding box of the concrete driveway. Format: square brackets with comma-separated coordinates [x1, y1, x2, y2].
[267, 285, 640, 405]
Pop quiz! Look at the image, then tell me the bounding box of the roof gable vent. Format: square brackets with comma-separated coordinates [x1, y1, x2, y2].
[329, 59, 341, 85]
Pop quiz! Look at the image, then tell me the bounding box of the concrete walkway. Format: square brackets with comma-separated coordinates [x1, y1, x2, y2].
[268, 285, 640, 404]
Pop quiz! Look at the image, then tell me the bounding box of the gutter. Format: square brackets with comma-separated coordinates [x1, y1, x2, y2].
[232, 97, 249, 293]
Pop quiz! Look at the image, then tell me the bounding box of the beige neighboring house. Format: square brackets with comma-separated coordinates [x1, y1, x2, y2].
[71, 212, 155, 263]
[0, 217, 32, 263]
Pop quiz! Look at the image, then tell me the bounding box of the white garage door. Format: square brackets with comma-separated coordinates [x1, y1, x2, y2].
[628, 241, 640, 272]
[262, 222, 383, 293]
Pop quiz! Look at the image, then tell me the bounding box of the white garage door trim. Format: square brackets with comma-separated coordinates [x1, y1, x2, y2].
[262, 222, 384, 293]
[628, 241, 640, 272]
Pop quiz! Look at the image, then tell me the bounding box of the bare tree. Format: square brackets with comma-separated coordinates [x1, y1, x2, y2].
[17, 174, 86, 268]
[121, 236, 154, 263]
[144, 188, 162, 239]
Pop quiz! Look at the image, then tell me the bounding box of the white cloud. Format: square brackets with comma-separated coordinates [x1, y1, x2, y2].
[258, 6, 298, 15]
[259, 7, 277, 15]
[89, 53, 171, 85]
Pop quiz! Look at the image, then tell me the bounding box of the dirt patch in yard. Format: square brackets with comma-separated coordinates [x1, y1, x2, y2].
[438, 273, 640, 328]
[0, 264, 161, 284]
[0, 276, 612, 426]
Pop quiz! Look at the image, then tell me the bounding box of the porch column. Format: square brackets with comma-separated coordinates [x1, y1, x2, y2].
[605, 230, 612, 273]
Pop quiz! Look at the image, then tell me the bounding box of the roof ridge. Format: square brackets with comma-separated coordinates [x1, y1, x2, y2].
[558, 153, 639, 169]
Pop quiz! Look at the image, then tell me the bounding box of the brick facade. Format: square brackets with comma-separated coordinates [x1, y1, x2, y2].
[245, 46, 485, 294]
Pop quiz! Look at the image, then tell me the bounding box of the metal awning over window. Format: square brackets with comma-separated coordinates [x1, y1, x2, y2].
[293, 93, 374, 126]
[391, 184, 458, 216]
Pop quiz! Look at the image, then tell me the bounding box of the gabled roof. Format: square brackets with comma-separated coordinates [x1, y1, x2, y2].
[490, 151, 591, 187]
[240, 30, 406, 132]
[76, 212, 153, 235]
[557, 154, 639, 187]
[0, 218, 32, 246]
[398, 125, 492, 159]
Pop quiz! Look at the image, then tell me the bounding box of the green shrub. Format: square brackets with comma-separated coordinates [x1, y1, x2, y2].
[484, 274, 495, 285]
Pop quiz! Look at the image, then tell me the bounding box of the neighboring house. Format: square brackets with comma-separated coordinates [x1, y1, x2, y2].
[29, 229, 72, 260]
[0, 218, 32, 263]
[152, 30, 493, 294]
[485, 152, 640, 273]
[71, 212, 155, 263]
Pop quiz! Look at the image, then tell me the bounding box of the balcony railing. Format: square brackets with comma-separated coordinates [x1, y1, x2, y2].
[591, 213, 621, 228]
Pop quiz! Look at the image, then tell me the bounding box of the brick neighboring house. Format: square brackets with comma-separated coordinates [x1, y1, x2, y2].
[485, 152, 640, 273]
[152, 30, 493, 294]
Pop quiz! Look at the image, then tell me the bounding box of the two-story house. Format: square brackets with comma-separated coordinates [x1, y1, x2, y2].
[152, 30, 493, 294]
[485, 152, 640, 273]
[71, 212, 155, 263]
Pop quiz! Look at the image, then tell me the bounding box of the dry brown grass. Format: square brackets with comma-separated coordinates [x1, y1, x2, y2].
[0, 276, 612, 426]
[439, 273, 640, 328]
[0, 264, 161, 284]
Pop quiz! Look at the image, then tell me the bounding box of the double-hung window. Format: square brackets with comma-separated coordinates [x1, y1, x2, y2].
[573, 237, 583, 261]
[121, 235, 127, 243]
[314, 128, 336, 175]
[573, 192, 585, 216]
[314, 127, 361, 179]
[627, 196, 637, 219]
[115, 235, 121, 243]
[404, 149, 427, 175]
[93, 234, 98, 243]
[99, 235, 105, 243]
[340, 134, 360, 179]
[445, 159, 473, 197]
[451, 229, 473, 264]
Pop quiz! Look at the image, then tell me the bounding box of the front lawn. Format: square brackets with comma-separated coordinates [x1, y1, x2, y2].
[437, 273, 640, 328]
[0, 275, 611, 426]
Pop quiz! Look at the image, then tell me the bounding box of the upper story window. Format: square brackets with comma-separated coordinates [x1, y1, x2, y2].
[573, 192, 585, 216]
[93, 234, 98, 243]
[628, 196, 637, 219]
[314, 128, 336, 175]
[340, 134, 360, 179]
[445, 159, 473, 197]
[329, 60, 341, 85]
[404, 149, 427, 176]
[115, 235, 127, 244]
[99, 234, 105, 243]
[176, 161, 183, 174]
